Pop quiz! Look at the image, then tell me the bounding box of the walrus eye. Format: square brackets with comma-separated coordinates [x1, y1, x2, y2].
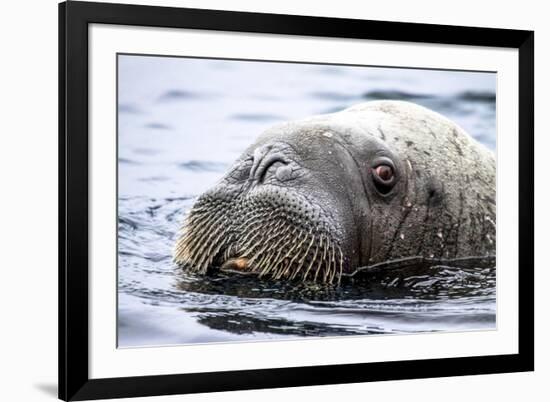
[372, 161, 396, 194]
[375, 165, 393, 181]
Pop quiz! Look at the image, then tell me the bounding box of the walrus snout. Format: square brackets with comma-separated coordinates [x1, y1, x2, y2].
[174, 177, 349, 283]
[173, 137, 352, 283]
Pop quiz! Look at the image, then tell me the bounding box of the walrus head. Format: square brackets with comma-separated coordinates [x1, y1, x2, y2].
[174, 114, 408, 284]
[174, 101, 496, 284]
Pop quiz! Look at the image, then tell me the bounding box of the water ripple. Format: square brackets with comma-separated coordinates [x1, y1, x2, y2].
[231, 113, 285, 122]
[363, 90, 433, 100]
[178, 160, 228, 172]
[144, 122, 172, 130]
[157, 89, 205, 102]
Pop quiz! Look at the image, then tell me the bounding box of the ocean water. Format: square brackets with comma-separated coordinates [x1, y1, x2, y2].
[117, 55, 496, 347]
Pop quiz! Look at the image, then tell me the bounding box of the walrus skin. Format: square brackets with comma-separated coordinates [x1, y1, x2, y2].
[174, 101, 496, 284]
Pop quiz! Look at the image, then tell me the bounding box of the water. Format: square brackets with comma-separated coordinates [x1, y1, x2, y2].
[117, 55, 496, 347]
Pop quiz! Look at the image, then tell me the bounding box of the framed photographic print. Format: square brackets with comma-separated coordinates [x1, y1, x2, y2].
[59, 1, 534, 400]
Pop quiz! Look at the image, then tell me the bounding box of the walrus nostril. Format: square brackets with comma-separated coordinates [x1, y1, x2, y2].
[249, 146, 288, 183]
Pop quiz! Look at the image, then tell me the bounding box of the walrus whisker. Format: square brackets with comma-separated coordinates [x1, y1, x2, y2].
[253, 227, 292, 276]
[337, 247, 344, 285]
[322, 238, 329, 274]
[174, 229, 202, 263]
[260, 229, 291, 270]
[329, 245, 337, 284]
[211, 233, 232, 260]
[186, 203, 229, 228]
[237, 208, 272, 231]
[176, 230, 200, 256]
[259, 253, 276, 276]
[319, 244, 330, 283]
[287, 253, 305, 280]
[248, 236, 279, 267]
[278, 231, 298, 260]
[302, 244, 319, 281]
[184, 211, 226, 250]
[329, 245, 341, 285]
[181, 205, 343, 281]
[271, 231, 300, 278]
[186, 196, 223, 211]
[184, 206, 217, 224]
[247, 220, 284, 257]
[241, 241, 267, 270]
[199, 230, 234, 272]
[313, 249, 325, 283]
[324, 244, 336, 283]
[282, 230, 308, 277]
[333, 245, 341, 284]
[317, 238, 331, 283]
[266, 232, 292, 278]
[186, 208, 221, 227]
[222, 245, 232, 262]
[236, 227, 263, 252]
[240, 229, 278, 261]
[284, 234, 307, 276]
[238, 226, 268, 253]
[281, 258, 291, 278]
[190, 221, 227, 265]
[238, 212, 278, 243]
[185, 216, 231, 269]
[173, 231, 189, 254]
[235, 214, 264, 235]
[257, 255, 275, 277]
[254, 242, 283, 276]
[290, 232, 315, 280]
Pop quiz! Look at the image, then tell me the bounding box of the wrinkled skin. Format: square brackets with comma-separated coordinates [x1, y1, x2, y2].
[174, 101, 496, 284]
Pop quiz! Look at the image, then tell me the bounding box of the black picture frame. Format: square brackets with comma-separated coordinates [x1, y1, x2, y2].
[59, 1, 534, 400]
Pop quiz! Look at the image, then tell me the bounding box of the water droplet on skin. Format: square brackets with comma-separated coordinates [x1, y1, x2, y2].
[437, 231, 443, 239]
[400, 233, 405, 240]
[323, 131, 333, 138]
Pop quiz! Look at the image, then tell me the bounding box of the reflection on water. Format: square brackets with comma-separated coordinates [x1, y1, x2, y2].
[117, 55, 496, 347]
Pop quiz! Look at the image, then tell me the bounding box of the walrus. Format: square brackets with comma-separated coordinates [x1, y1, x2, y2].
[174, 101, 496, 284]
